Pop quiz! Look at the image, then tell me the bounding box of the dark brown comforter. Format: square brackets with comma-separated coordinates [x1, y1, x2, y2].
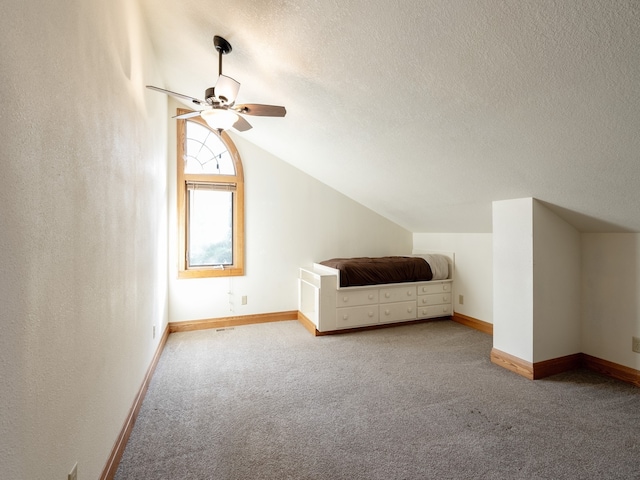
[319, 256, 433, 287]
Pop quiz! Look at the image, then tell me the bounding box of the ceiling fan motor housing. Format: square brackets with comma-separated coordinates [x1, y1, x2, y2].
[205, 87, 218, 105]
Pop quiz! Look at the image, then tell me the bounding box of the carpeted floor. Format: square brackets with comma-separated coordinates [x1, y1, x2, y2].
[115, 319, 640, 479]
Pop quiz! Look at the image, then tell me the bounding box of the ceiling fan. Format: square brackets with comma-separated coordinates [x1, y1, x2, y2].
[146, 35, 286, 132]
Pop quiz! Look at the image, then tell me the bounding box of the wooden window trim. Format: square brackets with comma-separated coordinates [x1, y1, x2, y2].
[176, 108, 245, 279]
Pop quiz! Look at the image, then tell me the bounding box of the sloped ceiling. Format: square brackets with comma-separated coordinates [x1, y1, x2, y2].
[138, 0, 640, 233]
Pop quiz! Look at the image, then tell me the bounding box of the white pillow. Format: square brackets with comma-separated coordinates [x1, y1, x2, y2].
[424, 254, 449, 280]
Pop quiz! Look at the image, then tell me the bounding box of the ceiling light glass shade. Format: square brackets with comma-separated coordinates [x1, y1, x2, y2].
[201, 109, 238, 130]
[214, 75, 241, 104]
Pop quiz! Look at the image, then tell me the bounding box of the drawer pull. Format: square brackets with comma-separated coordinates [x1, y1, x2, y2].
[368, 294, 374, 300]
[343, 314, 348, 320]
[342, 296, 348, 302]
[407, 291, 412, 296]
[407, 307, 413, 313]
[385, 293, 390, 298]
[368, 311, 374, 317]
[384, 309, 390, 315]
[443, 285, 449, 291]
[443, 296, 448, 301]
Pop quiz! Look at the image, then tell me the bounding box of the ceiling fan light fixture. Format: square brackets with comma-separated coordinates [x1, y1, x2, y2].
[201, 109, 238, 130]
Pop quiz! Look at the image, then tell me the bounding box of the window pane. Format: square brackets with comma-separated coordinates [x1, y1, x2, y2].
[185, 121, 235, 175]
[188, 189, 233, 266]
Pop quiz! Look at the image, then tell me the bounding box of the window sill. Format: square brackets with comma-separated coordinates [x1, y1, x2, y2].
[178, 267, 244, 279]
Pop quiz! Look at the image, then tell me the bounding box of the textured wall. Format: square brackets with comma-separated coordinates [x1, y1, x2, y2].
[413, 232, 493, 323]
[0, 1, 168, 478]
[532, 200, 581, 362]
[582, 234, 640, 370]
[492, 198, 534, 361]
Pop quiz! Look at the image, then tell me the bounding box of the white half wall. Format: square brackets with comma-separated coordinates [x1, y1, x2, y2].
[532, 200, 581, 362]
[492, 198, 534, 361]
[0, 1, 168, 479]
[167, 119, 412, 322]
[493, 198, 584, 364]
[582, 234, 640, 370]
[413, 233, 493, 323]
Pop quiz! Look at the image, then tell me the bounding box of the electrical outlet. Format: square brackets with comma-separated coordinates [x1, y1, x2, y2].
[458, 294, 464, 305]
[632, 336, 640, 353]
[68, 462, 78, 480]
[241, 295, 247, 305]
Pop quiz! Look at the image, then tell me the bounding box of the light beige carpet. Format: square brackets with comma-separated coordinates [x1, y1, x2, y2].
[116, 319, 640, 479]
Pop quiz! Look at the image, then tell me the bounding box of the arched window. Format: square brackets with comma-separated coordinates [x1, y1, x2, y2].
[176, 108, 244, 278]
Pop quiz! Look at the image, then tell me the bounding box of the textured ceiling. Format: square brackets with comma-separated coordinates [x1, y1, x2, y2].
[138, 0, 640, 233]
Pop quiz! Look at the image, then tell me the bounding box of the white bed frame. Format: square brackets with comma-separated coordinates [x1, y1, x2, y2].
[298, 251, 455, 333]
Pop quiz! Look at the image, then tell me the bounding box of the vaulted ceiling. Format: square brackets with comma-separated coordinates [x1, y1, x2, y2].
[138, 0, 640, 233]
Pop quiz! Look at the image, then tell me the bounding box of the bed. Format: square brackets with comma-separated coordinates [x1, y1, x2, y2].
[298, 251, 454, 334]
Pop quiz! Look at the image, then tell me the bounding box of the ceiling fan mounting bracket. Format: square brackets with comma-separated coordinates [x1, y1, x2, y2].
[213, 35, 232, 55]
[213, 36, 232, 77]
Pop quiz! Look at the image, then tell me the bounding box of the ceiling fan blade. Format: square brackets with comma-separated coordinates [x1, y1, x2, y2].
[173, 110, 202, 120]
[233, 104, 287, 117]
[231, 115, 252, 132]
[172, 108, 250, 131]
[146, 85, 206, 107]
[214, 75, 241, 104]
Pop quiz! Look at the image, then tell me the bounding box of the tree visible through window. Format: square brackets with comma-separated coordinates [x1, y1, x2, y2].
[177, 109, 244, 278]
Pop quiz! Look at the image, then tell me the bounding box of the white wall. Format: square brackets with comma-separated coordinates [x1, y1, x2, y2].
[582, 234, 640, 370]
[532, 200, 581, 362]
[492, 198, 535, 361]
[0, 1, 168, 479]
[413, 233, 493, 323]
[492, 198, 583, 363]
[167, 117, 412, 322]
[411, 208, 640, 374]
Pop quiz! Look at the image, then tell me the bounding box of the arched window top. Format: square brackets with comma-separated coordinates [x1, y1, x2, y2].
[184, 121, 236, 175]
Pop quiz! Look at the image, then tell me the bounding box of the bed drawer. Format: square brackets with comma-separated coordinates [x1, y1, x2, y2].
[417, 282, 451, 295]
[336, 305, 379, 328]
[379, 286, 416, 304]
[418, 292, 452, 306]
[380, 301, 417, 323]
[418, 303, 452, 318]
[336, 290, 378, 307]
